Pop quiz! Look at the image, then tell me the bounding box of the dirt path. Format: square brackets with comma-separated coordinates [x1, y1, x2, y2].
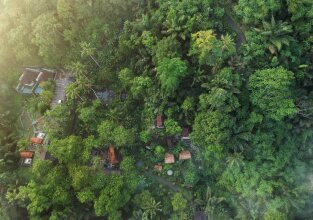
[224, 7, 246, 49]
[144, 170, 195, 206]
[145, 170, 180, 192]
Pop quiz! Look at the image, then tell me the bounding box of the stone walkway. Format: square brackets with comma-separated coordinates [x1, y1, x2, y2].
[51, 74, 72, 107]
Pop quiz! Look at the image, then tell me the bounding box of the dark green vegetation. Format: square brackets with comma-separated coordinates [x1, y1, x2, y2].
[1, 0, 313, 219]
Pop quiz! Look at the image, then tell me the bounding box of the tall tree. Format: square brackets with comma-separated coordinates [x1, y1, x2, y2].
[248, 66, 297, 121]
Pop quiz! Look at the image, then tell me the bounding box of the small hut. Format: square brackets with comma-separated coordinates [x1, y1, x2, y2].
[154, 164, 163, 172]
[164, 153, 175, 164]
[179, 150, 191, 160]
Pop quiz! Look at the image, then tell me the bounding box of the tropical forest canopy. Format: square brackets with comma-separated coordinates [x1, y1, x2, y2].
[0, 0, 313, 219]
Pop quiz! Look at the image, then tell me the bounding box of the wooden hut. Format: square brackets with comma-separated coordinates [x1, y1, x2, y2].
[164, 153, 175, 164]
[179, 150, 191, 160]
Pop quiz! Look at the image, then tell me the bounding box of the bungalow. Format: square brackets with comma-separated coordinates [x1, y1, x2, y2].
[16, 67, 57, 95]
[164, 153, 175, 164]
[35, 131, 46, 139]
[156, 114, 164, 129]
[20, 150, 34, 166]
[179, 150, 191, 160]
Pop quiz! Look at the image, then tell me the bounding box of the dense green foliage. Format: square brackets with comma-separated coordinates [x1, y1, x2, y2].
[1, 0, 313, 219]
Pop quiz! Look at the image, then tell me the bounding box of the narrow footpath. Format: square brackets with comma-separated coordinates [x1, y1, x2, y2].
[224, 7, 246, 49]
[143, 170, 195, 206]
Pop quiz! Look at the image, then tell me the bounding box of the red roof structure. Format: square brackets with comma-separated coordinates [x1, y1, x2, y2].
[179, 150, 191, 160]
[108, 145, 121, 165]
[20, 151, 34, 158]
[31, 137, 43, 144]
[156, 114, 164, 129]
[164, 153, 175, 164]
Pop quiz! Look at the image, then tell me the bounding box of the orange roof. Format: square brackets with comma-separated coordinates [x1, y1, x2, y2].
[108, 145, 120, 165]
[179, 150, 191, 160]
[31, 137, 43, 144]
[164, 153, 175, 164]
[20, 151, 34, 158]
[154, 164, 163, 172]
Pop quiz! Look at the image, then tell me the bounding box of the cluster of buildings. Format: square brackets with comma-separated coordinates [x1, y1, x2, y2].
[16, 67, 125, 170]
[152, 114, 193, 174]
[16, 67, 57, 95]
[16, 67, 67, 166]
[19, 128, 48, 166]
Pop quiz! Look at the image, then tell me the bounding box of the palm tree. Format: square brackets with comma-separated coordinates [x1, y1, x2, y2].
[141, 198, 162, 219]
[65, 75, 92, 101]
[220, 34, 236, 54]
[255, 16, 293, 54]
[80, 41, 100, 67]
[226, 153, 244, 168]
[195, 186, 226, 220]
[129, 210, 148, 220]
[66, 61, 87, 77]
[231, 125, 251, 152]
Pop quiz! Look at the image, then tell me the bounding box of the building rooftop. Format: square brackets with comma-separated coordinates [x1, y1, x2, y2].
[23, 158, 33, 166]
[164, 153, 175, 164]
[17, 67, 57, 95]
[31, 137, 44, 144]
[179, 150, 191, 160]
[19, 70, 38, 85]
[108, 145, 122, 165]
[20, 151, 34, 158]
[154, 164, 163, 172]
